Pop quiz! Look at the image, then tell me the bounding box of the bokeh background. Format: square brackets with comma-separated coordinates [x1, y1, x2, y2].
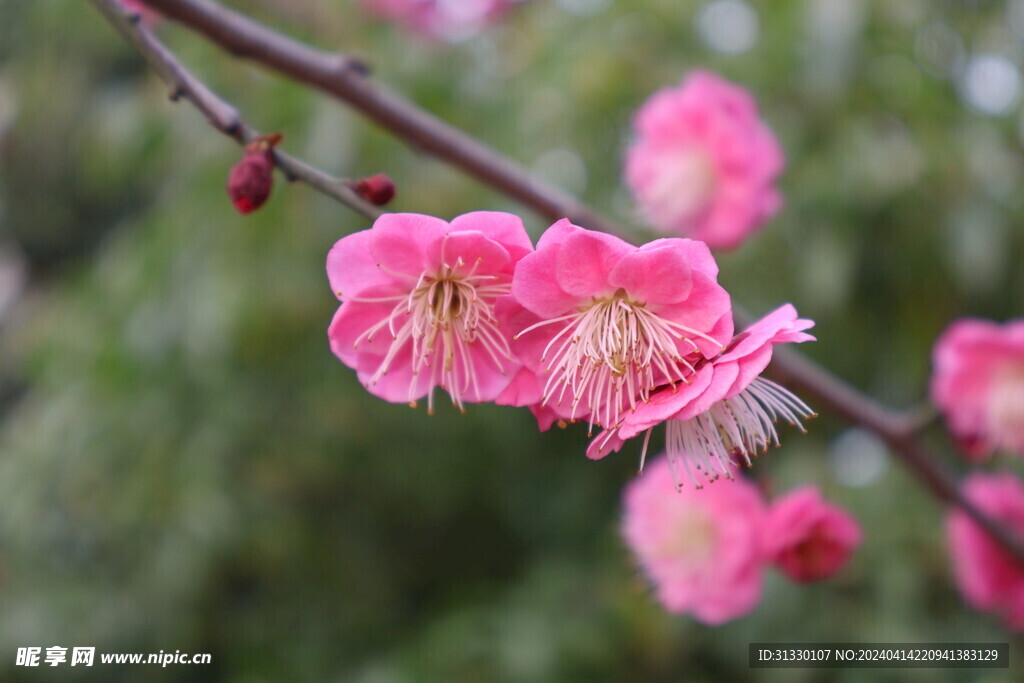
[1, 0, 1023, 680]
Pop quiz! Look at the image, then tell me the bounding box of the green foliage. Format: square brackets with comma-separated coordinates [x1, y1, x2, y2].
[1, 0, 1023, 680]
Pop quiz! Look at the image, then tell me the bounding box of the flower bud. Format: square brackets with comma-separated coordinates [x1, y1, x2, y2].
[227, 134, 281, 215]
[352, 173, 396, 206]
[763, 486, 862, 583]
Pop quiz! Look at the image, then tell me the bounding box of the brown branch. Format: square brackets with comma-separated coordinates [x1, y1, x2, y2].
[140, 0, 626, 238]
[763, 346, 1015, 544]
[88, 0, 382, 221]
[734, 304, 1024, 560]
[99, 0, 1024, 565]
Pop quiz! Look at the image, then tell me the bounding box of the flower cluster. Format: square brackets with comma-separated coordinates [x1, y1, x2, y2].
[326, 212, 814, 476]
[625, 70, 784, 250]
[622, 456, 861, 624]
[931, 318, 1024, 460]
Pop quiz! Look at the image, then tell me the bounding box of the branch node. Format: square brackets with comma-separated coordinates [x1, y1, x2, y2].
[336, 54, 371, 78]
[220, 119, 242, 138]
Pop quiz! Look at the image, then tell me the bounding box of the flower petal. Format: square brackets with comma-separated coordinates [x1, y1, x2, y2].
[536, 217, 580, 250]
[450, 211, 533, 262]
[555, 229, 632, 298]
[359, 350, 433, 404]
[427, 230, 511, 276]
[609, 242, 693, 304]
[619, 364, 716, 439]
[457, 341, 517, 402]
[327, 230, 403, 300]
[368, 213, 450, 276]
[327, 300, 395, 368]
[529, 404, 561, 432]
[643, 237, 720, 279]
[512, 242, 579, 318]
[586, 428, 627, 460]
[672, 360, 740, 422]
[652, 271, 734, 356]
[721, 304, 815, 362]
[495, 367, 543, 408]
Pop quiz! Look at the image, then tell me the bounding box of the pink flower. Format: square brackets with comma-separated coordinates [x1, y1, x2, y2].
[622, 455, 767, 624]
[503, 219, 734, 432]
[624, 70, 784, 250]
[326, 212, 532, 412]
[931, 318, 1024, 459]
[589, 305, 815, 489]
[946, 472, 1024, 631]
[358, 0, 520, 42]
[763, 486, 862, 583]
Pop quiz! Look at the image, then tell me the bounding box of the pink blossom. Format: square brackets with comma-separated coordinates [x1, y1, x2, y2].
[326, 212, 532, 412]
[358, 0, 520, 42]
[931, 318, 1024, 459]
[503, 219, 734, 432]
[946, 473, 1024, 631]
[589, 305, 815, 489]
[624, 70, 784, 250]
[622, 455, 767, 624]
[763, 486, 862, 583]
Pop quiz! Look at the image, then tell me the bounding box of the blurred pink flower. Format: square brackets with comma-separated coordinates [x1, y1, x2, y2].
[589, 304, 815, 488]
[763, 486, 862, 583]
[326, 212, 532, 412]
[622, 455, 767, 624]
[947, 472, 1024, 631]
[358, 0, 519, 42]
[931, 318, 1024, 459]
[624, 70, 784, 250]
[503, 219, 734, 432]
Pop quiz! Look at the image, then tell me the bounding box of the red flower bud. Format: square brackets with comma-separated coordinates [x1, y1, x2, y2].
[227, 134, 281, 215]
[352, 173, 396, 206]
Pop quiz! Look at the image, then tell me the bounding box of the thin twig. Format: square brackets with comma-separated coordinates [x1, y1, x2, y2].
[98, 0, 1024, 564]
[88, 0, 382, 221]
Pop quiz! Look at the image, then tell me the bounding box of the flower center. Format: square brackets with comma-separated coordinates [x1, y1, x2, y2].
[645, 146, 717, 226]
[785, 523, 842, 580]
[654, 508, 718, 564]
[987, 363, 1024, 448]
[516, 289, 717, 432]
[351, 257, 512, 413]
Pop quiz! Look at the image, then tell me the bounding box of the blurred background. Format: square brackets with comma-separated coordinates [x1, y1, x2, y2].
[1, 0, 1023, 680]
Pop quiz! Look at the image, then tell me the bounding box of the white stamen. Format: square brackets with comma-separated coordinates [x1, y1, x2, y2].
[662, 376, 815, 489]
[347, 253, 513, 412]
[516, 289, 719, 431]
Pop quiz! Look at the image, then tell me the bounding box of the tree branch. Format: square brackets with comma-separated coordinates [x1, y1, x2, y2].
[99, 0, 1024, 564]
[140, 0, 626, 238]
[88, 0, 382, 220]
